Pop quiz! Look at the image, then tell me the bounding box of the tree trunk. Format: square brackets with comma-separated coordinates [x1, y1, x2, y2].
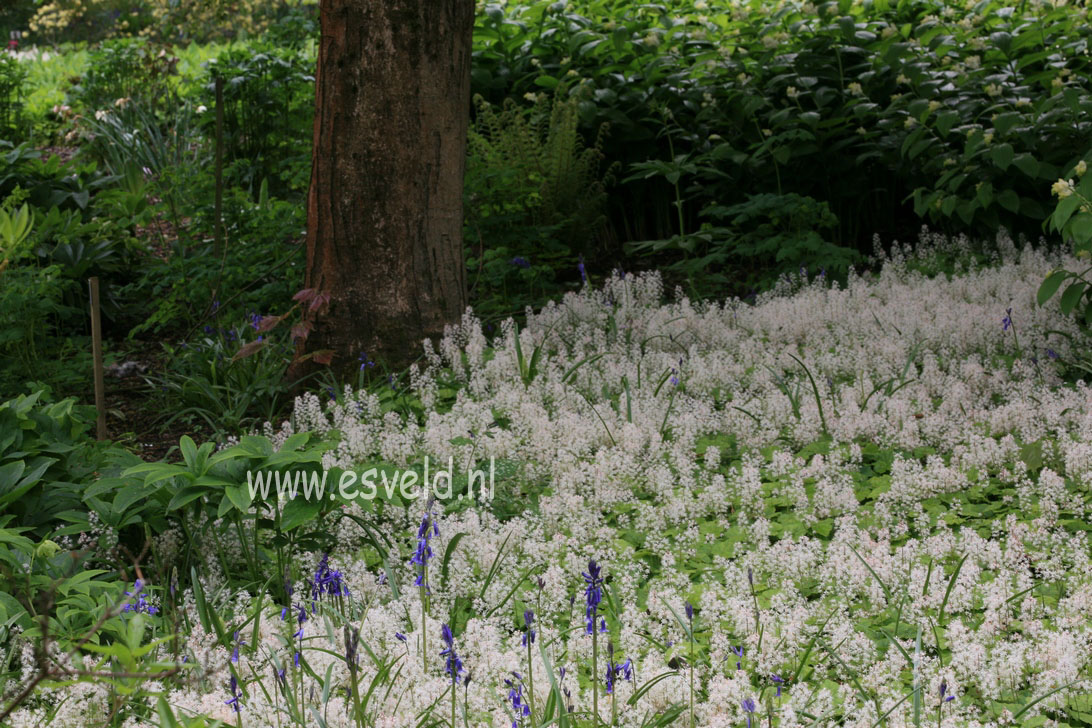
[295, 0, 472, 379]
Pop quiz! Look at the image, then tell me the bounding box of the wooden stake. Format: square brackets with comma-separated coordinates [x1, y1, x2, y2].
[89, 277, 107, 441]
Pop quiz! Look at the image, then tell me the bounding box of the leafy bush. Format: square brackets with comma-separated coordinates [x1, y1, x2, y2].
[1037, 156, 1092, 373]
[0, 265, 77, 388]
[144, 316, 299, 438]
[78, 99, 206, 180]
[70, 38, 179, 115]
[0, 142, 114, 214]
[0, 391, 132, 536]
[123, 189, 304, 338]
[471, 0, 1092, 289]
[0, 54, 27, 143]
[465, 91, 617, 317]
[26, 0, 307, 43]
[201, 42, 314, 196]
[629, 192, 857, 295]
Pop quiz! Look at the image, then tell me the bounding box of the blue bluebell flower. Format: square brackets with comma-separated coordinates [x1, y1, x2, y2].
[511, 256, 531, 269]
[505, 672, 531, 727]
[1002, 307, 1013, 331]
[292, 602, 307, 666]
[121, 580, 158, 615]
[604, 642, 634, 694]
[410, 508, 439, 592]
[440, 623, 464, 684]
[578, 256, 587, 285]
[742, 697, 756, 728]
[225, 674, 241, 713]
[522, 609, 535, 646]
[311, 553, 350, 608]
[583, 560, 603, 635]
[345, 625, 359, 667]
[230, 630, 246, 663]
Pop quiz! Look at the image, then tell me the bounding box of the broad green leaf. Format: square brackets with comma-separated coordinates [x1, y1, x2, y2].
[1059, 281, 1086, 315]
[1011, 153, 1038, 178]
[1037, 270, 1068, 306]
[990, 143, 1014, 170]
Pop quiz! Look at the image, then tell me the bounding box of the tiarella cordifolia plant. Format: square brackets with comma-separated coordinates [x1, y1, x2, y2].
[9, 231, 1092, 726]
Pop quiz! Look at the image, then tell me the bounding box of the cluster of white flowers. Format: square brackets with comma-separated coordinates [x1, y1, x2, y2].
[13, 230, 1092, 726]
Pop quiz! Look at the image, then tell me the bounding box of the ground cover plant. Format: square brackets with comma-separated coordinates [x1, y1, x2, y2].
[0, 0, 1092, 726]
[4, 234, 1092, 727]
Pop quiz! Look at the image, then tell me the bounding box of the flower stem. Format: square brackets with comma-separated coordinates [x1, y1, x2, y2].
[592, 626, 599, 728]
[420, 565, 428, 674]
[527, 634, 536, 728]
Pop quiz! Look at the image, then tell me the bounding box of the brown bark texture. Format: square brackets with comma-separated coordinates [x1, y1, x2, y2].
[297, 0, 473, 378]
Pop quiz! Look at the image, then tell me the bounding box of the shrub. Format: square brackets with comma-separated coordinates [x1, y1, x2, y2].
[471, 0, 1092, 289]
[200, 41, 315, 196]
[1037, 154, 1092, 374]
[465, 90, 617, 316]
[0, 54, 28, 143]
[71, 38, 178, 115]
[145, 318, 299, 439]
[628, 192, 857, 295]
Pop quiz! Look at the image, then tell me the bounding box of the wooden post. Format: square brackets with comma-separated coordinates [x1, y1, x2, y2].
[214, 75, 224, 257]
[88, 277, 107, 441]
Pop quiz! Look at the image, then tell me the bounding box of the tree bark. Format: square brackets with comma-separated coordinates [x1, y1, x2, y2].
[295, 0, 472, 378]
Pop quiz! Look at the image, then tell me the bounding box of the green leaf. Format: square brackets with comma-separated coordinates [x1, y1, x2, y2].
[280, 498, 321, 532]
[976, 181, 993, 208]
[1059, 281, 1086, 315]
[1069, 215, 1092, 247]
[0, 461, 25, 491]
[992, 112, 1021, 137]
[996, 189, 1020, 213]
[179, 436, 198, 470]
[166, 485, 210, 511]
[440, 532, 466, 591]
[990, 143, 1014, 170]
[156, 697, 180, 728]
[1051, 194, 1081, 232]
[1037, 270, 1068, 306]
[1012, 153, 1038, 178]
[935, 110, 959, 135]
[224, 484, 252, 513]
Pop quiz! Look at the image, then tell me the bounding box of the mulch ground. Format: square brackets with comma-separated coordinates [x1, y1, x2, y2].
[98, 339, 204, 462]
